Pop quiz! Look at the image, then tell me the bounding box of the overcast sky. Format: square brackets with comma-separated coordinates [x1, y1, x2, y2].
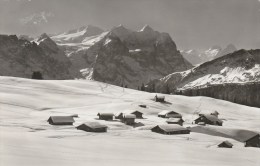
[0, 0, 259, 50]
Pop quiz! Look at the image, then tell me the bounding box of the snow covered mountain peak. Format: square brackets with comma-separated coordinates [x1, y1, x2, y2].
[139, 24, 154, 32]
[182, 44, 237, 65]
[51, 25, 104, 44]
[111, 25, 132, 36]
[37, 33, 50, 42]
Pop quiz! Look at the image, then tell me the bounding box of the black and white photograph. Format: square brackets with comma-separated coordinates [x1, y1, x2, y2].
[0, 0, 259, 165]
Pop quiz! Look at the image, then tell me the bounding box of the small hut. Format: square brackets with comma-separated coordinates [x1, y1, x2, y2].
[47, 116, 75, 125]
[70, 114, 79, 118]
[76, 122, 108, 132]
[155, 95, 165, 102]
[97, 113, 114, 120]
[158, 110, 181, 118]
[166, 118, 184, 126]
[244, 134, 260, 148]
[114, 112, 123, 120]
[151, 124, 190, 135]
[194, 114, 223, 126]
[124, 110, 143, 119]
[139, 104, 147, 108]
[122, 114, 136, 125]
[218, 141, 233, 148]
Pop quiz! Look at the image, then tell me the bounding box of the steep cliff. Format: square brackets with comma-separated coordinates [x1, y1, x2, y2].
[0, 34, 71, 79]
[51, 25, 192, 87]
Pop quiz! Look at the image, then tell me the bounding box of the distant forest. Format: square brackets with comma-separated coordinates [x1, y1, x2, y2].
[178, 82, 260, 108]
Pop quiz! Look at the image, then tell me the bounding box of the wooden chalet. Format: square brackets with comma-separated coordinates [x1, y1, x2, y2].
[122, 114, 136, 125]
[151, 124, 190, 135]
[244, 134, 260, 148]
[194, 114, 223, 126]
[166, 118, 184, 126]
[47, 116, 75, 125]
[124, 110, 143, 119]
[76, 122, 108, 133]
[155, 95, 165, 102]
[158, 110, 182, 118]
[218, 141, 233, 148]
[97, 113, 114, 120]
[139, 104, 147, 108]
[114, 112, 124, 120]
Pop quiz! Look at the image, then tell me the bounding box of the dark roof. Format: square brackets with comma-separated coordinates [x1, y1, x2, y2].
[98, 113, 114, 116]
[48, 116, 75, 123]
[241, 133, 260, 142]
[153, 124, 189, 132]
[124, 110, 143, 115]
[198, 114, 223, 123]
[219, 141, 233, 147]
[166, 118, 184, 123]
[78, 122, 107, 129]
[123, 114, 136, 119]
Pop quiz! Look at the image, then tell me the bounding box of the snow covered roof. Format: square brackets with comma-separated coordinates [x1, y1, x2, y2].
[153, 124, 189, 132]
[166, 118, 184, 123]
[200, 114, 223, 123]
[123, 110, 143, 115]
[155, 95, 165, 99]
[48, 116, 75, 123]
[97, 113, 114, 116]
[123, 114, 136, 119]
[158, 110, 177, 116]
[78, 122, 107, 129]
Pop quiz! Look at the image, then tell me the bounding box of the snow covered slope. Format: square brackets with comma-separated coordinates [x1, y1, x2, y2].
[0, 76, 259, 166]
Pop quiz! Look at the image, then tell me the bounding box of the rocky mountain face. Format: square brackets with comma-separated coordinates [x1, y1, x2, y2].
[0, 34, 71, 79]
[51, 25, 192, 88]
[146, 49, 260, 107]
[181, 44, 237, 65]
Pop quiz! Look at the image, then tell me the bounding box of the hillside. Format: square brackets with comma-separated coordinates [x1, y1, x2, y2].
[146, 49, 260, 107]
[148, 49, 260, 91]
[0, 76, 259, 166]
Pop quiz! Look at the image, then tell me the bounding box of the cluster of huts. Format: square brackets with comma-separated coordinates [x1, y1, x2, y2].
[46, 95, 260, 148]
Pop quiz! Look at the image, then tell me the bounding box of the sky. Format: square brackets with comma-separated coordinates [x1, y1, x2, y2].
[0, 0, 259, 50]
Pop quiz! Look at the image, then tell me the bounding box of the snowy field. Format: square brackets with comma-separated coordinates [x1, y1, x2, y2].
[0, 76, 259, 166]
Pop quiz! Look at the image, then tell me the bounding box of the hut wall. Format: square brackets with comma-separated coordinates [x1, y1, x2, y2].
[245, 136, 260, 147]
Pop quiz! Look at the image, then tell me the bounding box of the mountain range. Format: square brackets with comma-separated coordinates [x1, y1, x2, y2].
[0, 24, 259, 96]
[50, 24, 192, 88]
[181, 44, 237, 65]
